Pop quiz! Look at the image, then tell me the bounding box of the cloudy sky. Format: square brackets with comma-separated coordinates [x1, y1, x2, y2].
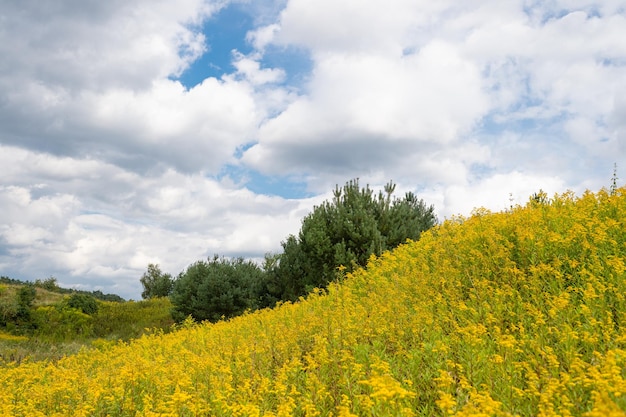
[1, 0, 625, 299]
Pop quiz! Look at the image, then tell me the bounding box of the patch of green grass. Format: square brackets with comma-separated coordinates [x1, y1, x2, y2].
[1, 285, 175, 363]
[33, 286, 66, 306]
[0, 332, 88, 365]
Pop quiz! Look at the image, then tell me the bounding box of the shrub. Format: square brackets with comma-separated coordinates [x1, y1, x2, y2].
[171, 256, 266, 323]
[65, 294, 99, 315]
[35, 277, 60, 292]
[92, 298, 174, 340]
[31, 306, 95, 342]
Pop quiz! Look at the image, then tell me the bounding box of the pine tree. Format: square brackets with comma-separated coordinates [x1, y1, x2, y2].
[268, 179, 437, 302]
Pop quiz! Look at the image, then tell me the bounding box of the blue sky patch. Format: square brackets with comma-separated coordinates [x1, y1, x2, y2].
[177, 3, 255, 88]
[176, 3, 313, 91]
[262, 44, 313, 89]
[219, 163, 312, 199]
[245, 171, 312, 199]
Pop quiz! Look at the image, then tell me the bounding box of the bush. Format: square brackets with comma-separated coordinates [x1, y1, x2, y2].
[0, 294, 18, 327]
[92, 298, 174, 340]
[31, 305, 95, 342]
[15, 284, 37, 328]
[66, 294, 99, 315]
[35, 277, 60, 292]
[171, 256, 266, 323]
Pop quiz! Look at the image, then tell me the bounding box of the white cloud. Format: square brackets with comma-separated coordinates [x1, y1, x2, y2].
[246, 24, 281, 51]
[273, 0, 452, 55]
[432, 171, 569, 219]
[0, 0, 265, 175]
[0, 146, 314, 298]
[243, 1, 626, 190]
[232, 52, 286, 85]
[243, 41, 489, 179]
[1, 0, 625, 299]
[82, 77, 259, 173]
[0, 0, 219, 90]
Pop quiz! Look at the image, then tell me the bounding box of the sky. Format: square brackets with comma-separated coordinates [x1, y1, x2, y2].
[1, 0, 625, 299]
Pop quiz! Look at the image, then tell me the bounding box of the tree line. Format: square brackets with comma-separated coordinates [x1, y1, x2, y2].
[0, 276, 124, 302]
[141, 179, 438, 323]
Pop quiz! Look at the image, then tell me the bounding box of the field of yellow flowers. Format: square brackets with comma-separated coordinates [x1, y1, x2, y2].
[2, 187, 626, 416]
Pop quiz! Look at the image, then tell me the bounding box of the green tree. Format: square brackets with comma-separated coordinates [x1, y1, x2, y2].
[12, 283, 38, 332]
[35, 277, 60, 292]
[140, 264, 174, 299]
[256, 253, 283, 308]
[170, 256, 266, 323]
[269, 179, 437, 302]
[17, 284, 36, 319]
[66, 293, 99, 315]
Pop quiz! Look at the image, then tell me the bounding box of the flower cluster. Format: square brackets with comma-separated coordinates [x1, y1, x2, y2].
[2, 187, 626, 416]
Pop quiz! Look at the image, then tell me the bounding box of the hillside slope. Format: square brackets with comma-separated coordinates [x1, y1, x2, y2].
[0, 284, 66, 308]
[2, 188, 626, 416]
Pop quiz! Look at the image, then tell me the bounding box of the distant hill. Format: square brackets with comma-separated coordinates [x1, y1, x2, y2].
[1, 278, 173, 363]
[0, 282, 65, 306]
[2, 187, 626, 416]
[0, 276, 124, 302]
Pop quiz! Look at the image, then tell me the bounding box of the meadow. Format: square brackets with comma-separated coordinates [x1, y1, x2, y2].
[2, 187, 626, 416]
[0, 296, 174, 363]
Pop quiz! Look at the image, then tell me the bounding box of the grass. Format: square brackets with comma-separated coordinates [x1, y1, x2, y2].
[0, 284, 66, 306]
[1, 286, 175, 364]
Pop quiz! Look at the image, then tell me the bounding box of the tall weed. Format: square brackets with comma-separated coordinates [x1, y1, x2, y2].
[2, 187, 626, 416]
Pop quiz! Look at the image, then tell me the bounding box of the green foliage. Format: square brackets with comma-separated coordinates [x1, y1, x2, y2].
[65, 294, 99, 315]
[35, 277, 60, 292]
[1, 284, 67, 332]
[170, 255, 266, 323]
[89, 290, 125, 302]
[140, 263, 174, 299]
[0, 276, 27, 286]
[16, 284, 36, 319]
[0, 286, 18, 328]
[7, 187, 626, 414]
[17, 284, 36, 309]
[31, 305, 95, 342]
[1, 284, 39, 334]
[2, 298, 174, 360]
[269, 179, 437, 301]
[0, 284, 56, 331]
[1, 286, 173, 360]
[0, 275, 124, 302]
[92, 298, 174, 341]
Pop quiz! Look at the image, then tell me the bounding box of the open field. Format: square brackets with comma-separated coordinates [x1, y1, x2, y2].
[1, 294, 174, 363]
[2, 187, 626, 416]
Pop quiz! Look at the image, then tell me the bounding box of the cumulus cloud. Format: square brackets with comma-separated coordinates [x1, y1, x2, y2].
[231, 52, 286, 85]
[243, 41, 489, 179]
[0, 0, 302, 298]
[437, 172, 569, 219]
[0, 0, 216, 91]
[0, 144, 314, 297]
[82, 77, 260, 173]
[271, 0, 451, 55]
[0, 0, 265, 175]
[1, 0, 624, 298]
[243, 1, 626, 193]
